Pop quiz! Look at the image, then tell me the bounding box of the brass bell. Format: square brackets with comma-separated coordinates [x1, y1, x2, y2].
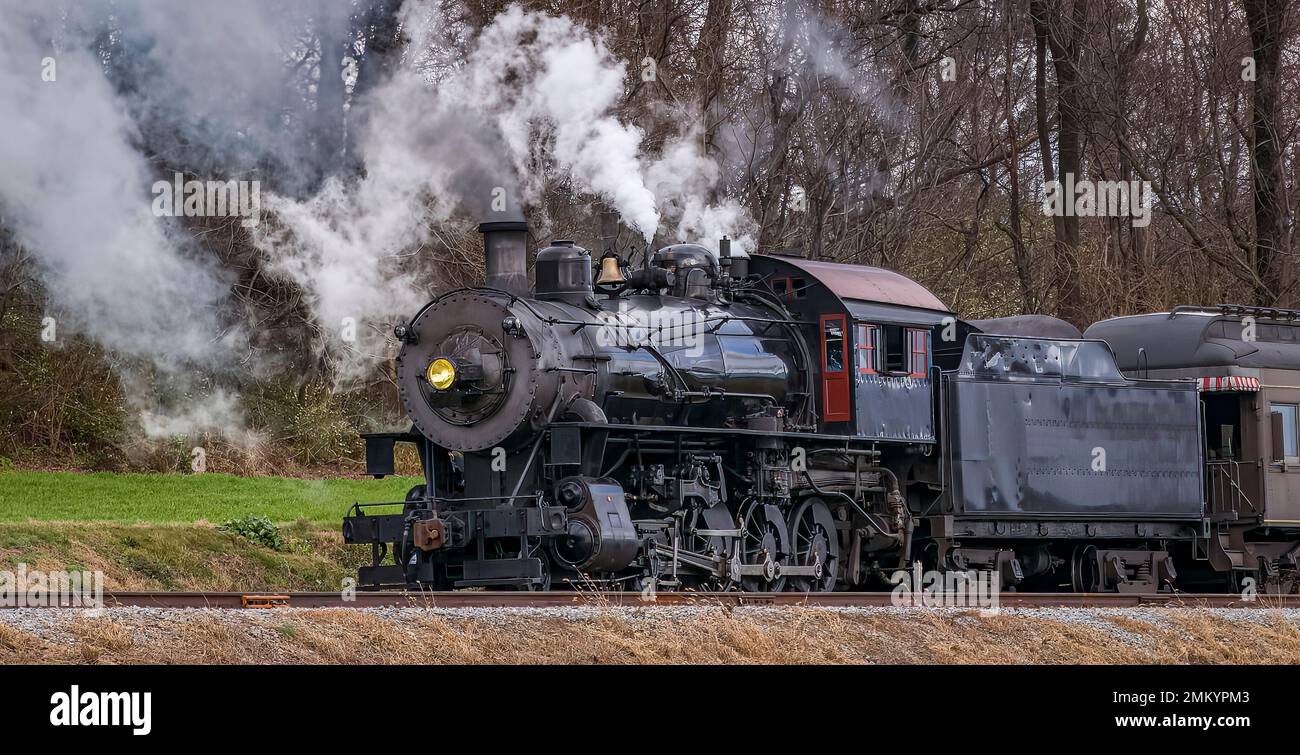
[595, 251, 625, 284]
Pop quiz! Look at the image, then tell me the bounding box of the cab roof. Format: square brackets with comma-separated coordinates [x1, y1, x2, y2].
[755, 255, 950, 312]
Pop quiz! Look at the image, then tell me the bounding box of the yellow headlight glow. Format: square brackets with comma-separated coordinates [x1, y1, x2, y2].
[425, 358, 456, 390]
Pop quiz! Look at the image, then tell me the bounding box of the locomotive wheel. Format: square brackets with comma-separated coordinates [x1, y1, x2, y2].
[683, 506, 732, 592]
[737, 502, 790, 592]
[788, 499, 838, 592]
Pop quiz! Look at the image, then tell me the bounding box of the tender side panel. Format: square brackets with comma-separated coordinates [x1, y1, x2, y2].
[946, 377, 1204, 518]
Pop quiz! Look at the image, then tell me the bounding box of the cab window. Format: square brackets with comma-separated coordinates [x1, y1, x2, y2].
[823, 318, 844, 372]
[907, 328, 931, 378]
[855, 323, 879, 374]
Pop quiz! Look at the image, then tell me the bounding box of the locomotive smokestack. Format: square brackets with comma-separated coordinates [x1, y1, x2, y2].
[479, 205, 529, 296]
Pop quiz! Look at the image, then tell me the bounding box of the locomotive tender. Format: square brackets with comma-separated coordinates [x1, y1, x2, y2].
[342, 211, 1299, 593]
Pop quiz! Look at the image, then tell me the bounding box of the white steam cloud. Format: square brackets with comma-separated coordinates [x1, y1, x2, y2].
[0, 0, 755, 438]
[0, 9, 235, 367]
[259, 2, 754, 379]
[644, 124, 757, 256]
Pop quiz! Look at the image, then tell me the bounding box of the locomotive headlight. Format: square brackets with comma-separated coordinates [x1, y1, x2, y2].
[425, 358, 456, 390]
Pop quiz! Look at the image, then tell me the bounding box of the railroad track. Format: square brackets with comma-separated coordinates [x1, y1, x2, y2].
[7, 591, 1298, 609]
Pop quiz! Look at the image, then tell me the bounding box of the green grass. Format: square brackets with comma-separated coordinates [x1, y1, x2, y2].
[0, 470, 421, 524]
[0, 521, 366, 591]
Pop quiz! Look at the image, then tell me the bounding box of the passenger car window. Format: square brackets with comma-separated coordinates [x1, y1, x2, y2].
[1271, 403, 1299, 461]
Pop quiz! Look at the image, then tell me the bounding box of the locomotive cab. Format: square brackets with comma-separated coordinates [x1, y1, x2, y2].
[748, 254, 951, 442]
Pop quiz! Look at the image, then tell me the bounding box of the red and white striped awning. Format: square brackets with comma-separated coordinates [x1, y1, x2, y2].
[1198, 376, 1260, 392]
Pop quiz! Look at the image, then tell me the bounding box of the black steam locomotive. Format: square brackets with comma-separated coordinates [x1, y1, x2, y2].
[342, 211, 1300, 594]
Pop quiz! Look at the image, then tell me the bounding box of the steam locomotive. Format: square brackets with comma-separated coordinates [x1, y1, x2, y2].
[342, 210, 1300, 593]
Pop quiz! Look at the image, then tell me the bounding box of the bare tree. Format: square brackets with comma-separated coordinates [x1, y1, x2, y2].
[1244, 0, 1294, 304]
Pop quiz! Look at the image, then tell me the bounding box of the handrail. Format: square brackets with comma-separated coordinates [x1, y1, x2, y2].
[1169, 304, 1300, 321]
[1205, 459, 1259, 519]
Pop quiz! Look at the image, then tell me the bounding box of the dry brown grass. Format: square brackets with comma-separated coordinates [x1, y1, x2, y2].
[4, 606, 1300, 664]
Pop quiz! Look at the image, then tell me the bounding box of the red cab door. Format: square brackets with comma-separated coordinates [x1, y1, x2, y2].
[820, 314, 851, 422]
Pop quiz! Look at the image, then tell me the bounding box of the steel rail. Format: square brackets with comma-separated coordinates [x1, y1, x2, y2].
[6, 591, 1299, 609]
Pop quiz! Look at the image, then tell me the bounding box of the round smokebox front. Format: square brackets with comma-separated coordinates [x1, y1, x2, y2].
[397, 292, 552, 452]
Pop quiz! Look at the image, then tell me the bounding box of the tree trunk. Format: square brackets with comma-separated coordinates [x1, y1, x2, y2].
[1030, 0, 1089, 327]
[1244, 0, 1293, 305]
[755, 0, 808, 253]
[695, 0, 733, 204]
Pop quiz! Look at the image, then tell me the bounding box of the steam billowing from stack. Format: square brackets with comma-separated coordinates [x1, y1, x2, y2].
[0, 0, 755, 440]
